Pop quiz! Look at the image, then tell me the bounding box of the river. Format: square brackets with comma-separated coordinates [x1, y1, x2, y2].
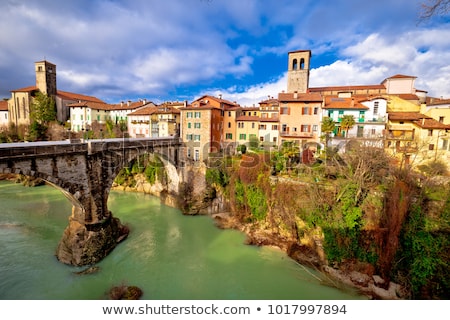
[0, 180, 364, 300]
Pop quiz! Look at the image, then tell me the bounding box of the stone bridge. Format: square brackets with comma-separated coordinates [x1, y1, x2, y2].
[0, 137, 181, 266]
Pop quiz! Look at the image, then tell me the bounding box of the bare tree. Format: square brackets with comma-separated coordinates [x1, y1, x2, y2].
[419, 0, 450, 19]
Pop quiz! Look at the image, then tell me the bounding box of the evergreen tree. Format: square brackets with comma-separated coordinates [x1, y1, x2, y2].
[30, 91, 56, 125]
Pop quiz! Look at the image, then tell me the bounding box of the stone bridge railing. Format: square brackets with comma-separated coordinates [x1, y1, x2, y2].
[0, 137, 181, 266]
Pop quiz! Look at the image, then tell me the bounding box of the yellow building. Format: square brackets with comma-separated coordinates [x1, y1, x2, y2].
[235, 112, 259, 148]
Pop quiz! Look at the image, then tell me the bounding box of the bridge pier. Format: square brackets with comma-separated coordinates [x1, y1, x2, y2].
[0, 137, 181, 266]
[56, 206, 128, 266]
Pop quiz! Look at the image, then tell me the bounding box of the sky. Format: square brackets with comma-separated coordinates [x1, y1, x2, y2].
[1, 0, 449, 106]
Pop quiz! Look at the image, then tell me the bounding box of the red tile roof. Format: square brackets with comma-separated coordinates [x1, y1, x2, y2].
[413, 118, 450, 130]
[309, 84, 385, 92]
[10, 86, 38, 93]
[67, 101, 111, 110]
[278, 92, 322, 102]
[0, 100, 8, 111]
[385, 74, 417, 80]
[323, 96, 369, 110]
[388, 112, 431, 121]
[57, 90, 104, 103]
[236, 115, 260, 121]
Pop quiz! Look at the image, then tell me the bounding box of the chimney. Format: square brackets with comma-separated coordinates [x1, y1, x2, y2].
[121, 101, 124, 106]
[294, 91, 298, 99]
[143, 98, 147, 105]
[127, 100, 131, 106]
[218, 94, 222, 99]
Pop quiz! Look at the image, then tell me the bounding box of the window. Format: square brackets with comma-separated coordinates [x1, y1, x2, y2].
[252, 123, 255, 129]
[239, 134, 246, 140]
[281, 107, 290, 115]
[80, 115, 83, 121]
[187, 148, 191, 158]
[313, 107, 319, 115]
[428, 129, 433, 136]
[188, 122, 191, 129]
[442, 139, 448, 150]
[194, 123, 201, 129]
[301, 125, 309, 132]
[228, 111, 231, 117]
[226, 133, 232, 139]
[259, 124, 267, 130]
[97, 115, 100, 121]
[186, 134, 193, 141]
[228, 122, 231, 128]
[374, 101, 379, 115]
[273, 137, 277, 143]
[187, 112, 193, 118]
[260, 136, 264, 142]
[272, 125, 278, 130]
[194, 149, 200, 161]
[439, 116, 444, 123]
[300, 58, 305, 69]
[312, 125, 318, 132]
[292, 59, 298, 70]
[194, 112, 201, 118]
[302, 107, 310, 115]
[282, 124, 287, 132]
[194, 135, 201, 141]
[293, 127, 297, 132]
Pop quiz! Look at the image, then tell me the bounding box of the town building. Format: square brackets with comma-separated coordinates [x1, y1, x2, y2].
[68, 99, 150, 133]
[180, 95, 239, 162]
[127, 101, 181, 138]
[7, 60, 104, 129]
[278, 92, 323, 146]
[0, 100, 9, 129]
[235, 107, 260, 148]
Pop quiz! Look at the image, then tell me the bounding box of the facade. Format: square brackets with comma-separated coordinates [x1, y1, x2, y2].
[0, 100, 8, 129]
[68, 100, 148, 132]
[223, 106, 241, 151]
[235, 113, 259, 147]
[180, 95, 239, 162]
[422, 98, 450, 125]
[287, 50, 311, 94]
[278, 92, 323, 146]
[127, 102, 181, 138]
[7, 60, 105, 127]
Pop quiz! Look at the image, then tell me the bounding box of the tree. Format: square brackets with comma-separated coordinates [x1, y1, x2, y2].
[340, 115, 355, 138]
[30, 91, 56, 125]
[419, 0, 450, 20]
[321, 116, 336, 147]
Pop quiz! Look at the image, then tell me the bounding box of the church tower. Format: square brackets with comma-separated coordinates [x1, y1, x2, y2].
[35, 60, 57, 97]
[287, 50, 311, 93]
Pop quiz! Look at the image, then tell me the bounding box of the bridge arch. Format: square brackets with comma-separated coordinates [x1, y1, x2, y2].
[0, 137, 182, 266]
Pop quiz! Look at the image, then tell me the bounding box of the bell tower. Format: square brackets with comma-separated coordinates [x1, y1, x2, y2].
[287, 50, 311, 93]
[35, 60, 57, 97]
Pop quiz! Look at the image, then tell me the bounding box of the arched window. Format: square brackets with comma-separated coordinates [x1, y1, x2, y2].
[292, 59, 298, 70]
[300, 58, 305, 69]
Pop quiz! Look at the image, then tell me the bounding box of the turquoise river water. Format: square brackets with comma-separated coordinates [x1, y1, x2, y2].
[0, 181, 365, 300]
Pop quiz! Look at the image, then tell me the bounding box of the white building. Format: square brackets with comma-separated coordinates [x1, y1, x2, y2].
[0, 100, 9, 129]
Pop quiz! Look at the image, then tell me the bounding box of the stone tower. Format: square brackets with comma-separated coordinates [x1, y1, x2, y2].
[287, 50, 311, 93]
[35, 60, 57, 97]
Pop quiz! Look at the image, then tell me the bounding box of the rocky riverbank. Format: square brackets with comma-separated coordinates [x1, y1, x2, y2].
[212, 212, 406, 300]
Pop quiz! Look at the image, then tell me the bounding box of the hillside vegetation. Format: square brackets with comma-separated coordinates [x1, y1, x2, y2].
[205, 144, 449, 299]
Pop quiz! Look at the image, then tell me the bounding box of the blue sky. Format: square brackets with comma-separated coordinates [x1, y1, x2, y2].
[1, 0, 449, 106]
